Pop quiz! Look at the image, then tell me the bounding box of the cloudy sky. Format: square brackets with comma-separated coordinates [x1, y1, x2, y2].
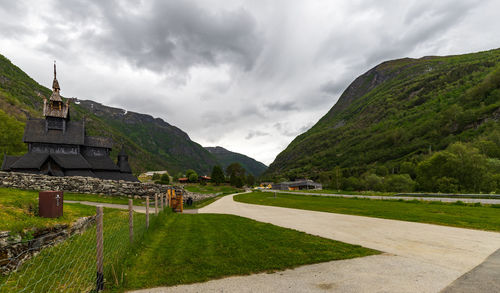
[1, 0, 499, 165]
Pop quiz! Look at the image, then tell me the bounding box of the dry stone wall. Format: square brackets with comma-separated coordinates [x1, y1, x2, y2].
[0, 171, 167, 197]
[0, 216, 95, 274]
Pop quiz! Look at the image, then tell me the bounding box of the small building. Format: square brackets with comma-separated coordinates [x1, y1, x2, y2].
[1, 63, 138, 182]
[271, 180, 322, 191]
[199, 175, 211, 182]
[178, 177, 189, 183]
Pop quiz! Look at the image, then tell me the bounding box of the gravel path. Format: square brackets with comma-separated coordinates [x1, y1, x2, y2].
[131, 192, 500, 293]
[263, 190, 500, 204]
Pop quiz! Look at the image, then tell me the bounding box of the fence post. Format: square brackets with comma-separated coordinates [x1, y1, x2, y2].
[155, 194, 158, 215]
[165, 193, 168, 211]
[146, 196, 149, 229]
[160, 194, 164, 210]
[96, 206, 104, 291]
[128, 199, 133, 243]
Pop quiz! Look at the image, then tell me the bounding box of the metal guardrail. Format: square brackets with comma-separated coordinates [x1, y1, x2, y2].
[395, 193, 500, 199]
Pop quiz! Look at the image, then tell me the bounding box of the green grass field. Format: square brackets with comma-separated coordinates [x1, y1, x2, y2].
[116, 213, 378, 291]
[184, 183, 242, 195]
[235, 192, 500, 232]
[0, 187, 143, 234]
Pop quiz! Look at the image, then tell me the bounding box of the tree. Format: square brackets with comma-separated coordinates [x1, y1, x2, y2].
[160, 173, 170, 184]
[211, 165, 225, 185]
[226, 162, 246, 178]
[188, 171, 198, 183]
[152, 173, 161, 180]
[246, 174, 255, 187]
[364, 173, 383, 191]
[384, 174, 415, 192]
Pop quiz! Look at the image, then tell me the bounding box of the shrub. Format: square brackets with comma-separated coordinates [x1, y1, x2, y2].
[384, 174, 415, 192]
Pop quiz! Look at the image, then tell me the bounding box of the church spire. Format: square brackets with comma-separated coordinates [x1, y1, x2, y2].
[52, 61, 60, 93]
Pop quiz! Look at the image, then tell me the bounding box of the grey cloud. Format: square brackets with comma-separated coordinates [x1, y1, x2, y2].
[245, 130, 269, 140]
[49, 0, 263, 73]
[264, 101, 298, 112]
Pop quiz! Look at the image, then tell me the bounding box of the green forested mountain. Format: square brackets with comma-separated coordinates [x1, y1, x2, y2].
[205, 146, 267, 177]
[0, 53, 218, 174]
[266, 48, 500, 193]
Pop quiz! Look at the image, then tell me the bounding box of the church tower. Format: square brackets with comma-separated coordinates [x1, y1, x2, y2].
[43, 62, 70, 133]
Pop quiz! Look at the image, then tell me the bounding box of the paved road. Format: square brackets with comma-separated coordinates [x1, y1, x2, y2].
[133, 192, 500, 293]
[441, 248, 500, 293]
[263, 190, 500, 204]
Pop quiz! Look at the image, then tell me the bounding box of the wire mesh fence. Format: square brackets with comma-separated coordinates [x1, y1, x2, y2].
[0, 196, 166, 292]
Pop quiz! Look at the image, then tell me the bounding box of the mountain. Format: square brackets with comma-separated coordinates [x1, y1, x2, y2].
[205, 146, 267, 177]
[265, 48, 500, 180]
[0, 53, 218, 174]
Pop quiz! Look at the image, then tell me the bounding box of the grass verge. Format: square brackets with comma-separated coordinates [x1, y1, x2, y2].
[184, 183, 242, 195]
[115, 213, 378, 291]
[0, 187, 141, 234]
[235, 192, 500, 232]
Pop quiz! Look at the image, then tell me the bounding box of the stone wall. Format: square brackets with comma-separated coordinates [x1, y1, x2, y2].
[0, 216, 95, 274]
[0, 171, 168, 197]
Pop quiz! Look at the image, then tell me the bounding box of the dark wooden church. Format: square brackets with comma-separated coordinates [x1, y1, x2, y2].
[1, 64, 138, 182]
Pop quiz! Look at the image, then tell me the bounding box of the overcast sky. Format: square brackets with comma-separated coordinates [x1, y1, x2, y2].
[1, 0, 499, 165]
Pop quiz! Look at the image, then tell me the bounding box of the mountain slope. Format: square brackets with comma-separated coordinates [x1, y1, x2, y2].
[205, 146, 267, 176]
[266, 48, 500, 179]
[0, 53, 217, 174]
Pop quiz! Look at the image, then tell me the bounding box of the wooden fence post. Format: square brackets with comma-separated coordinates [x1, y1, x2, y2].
[155, 194, 158, 215]
[165, 193, 168, 211]
[129, 199, 133, 243]
[160, 194, 164, 210]
[146, 196, 149, 229]
[96, 206, 104, 291]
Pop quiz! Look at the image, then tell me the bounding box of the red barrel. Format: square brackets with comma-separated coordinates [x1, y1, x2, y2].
[39, 191, 64, 218]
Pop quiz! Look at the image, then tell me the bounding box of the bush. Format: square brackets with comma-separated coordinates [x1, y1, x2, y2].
[384, 174, 415, 192]
[364, 173, 384, 191]
[343, 177, 364, 191]
[436, 177, 459, 193]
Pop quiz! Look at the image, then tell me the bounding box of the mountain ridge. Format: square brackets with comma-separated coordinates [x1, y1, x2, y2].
[204, 146, 267, 177]
[265, 48, 500, 181]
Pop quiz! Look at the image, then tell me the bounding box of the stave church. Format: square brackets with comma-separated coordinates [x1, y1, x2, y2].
[1, 63, 138, 182]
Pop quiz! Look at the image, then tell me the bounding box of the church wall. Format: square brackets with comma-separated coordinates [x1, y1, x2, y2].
[81, 146, 109, 157]
[30, 143, 79, 154]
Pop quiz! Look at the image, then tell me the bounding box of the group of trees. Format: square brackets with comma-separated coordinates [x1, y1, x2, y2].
[211, 163, 255, 188]
[314, 134, 500, 193]
[152, 173, 170, 185]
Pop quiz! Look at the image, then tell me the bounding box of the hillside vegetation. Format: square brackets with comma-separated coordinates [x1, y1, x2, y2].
[266, 48, 500, 193]
[0, 54, 218, 174]
[205, 146, 267, 177]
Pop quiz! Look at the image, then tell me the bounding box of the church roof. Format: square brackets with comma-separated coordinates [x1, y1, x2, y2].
[23, 119, 85, 145]
[65, 169, 96, 177]
[93, 171, 139, 182]
[85, 136, 113, 149]
[51, 154, 92, 169]
[10, 153, 49, 169]
[1, 155, 20, 171]
[84, 155, 120, 171]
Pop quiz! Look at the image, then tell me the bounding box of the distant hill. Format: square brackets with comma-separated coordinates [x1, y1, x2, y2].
[266, 48, 500, 180]
[0, 53, 218, 174]
[205, 146, 267, 177]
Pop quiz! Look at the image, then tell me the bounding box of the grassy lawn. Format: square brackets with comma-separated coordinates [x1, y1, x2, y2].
[184, 183, 242, 195]
[116, 213, 378, 291]
[0, 187, 142, 234]
[273, 189, 500, 199]
[274, 189, 396, 196]
[235, 192, 500, 232]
